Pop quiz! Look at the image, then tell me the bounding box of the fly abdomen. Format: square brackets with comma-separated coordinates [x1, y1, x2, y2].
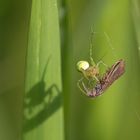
[88, 83, 103, 97]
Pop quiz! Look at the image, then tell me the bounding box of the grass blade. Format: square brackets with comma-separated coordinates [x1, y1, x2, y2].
[23, 0, 64, 140]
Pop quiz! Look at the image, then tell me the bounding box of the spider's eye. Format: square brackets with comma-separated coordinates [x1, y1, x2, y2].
[76, 61, 89, 72]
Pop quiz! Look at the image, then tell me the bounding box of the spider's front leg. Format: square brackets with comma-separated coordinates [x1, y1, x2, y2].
[77, 78, 89, 96]
[97, 60, 108, 68]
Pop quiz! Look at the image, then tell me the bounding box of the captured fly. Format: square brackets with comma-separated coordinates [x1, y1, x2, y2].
[76, 30, 125, 98]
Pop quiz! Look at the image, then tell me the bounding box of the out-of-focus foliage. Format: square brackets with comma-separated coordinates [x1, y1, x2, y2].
[0, 0, 30, 140]
[132, 0, 140, 60]
[62, 0, 140, 140]
[23, 0, 64, 140]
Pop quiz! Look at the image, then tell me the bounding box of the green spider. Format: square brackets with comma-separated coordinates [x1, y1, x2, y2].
[76, 31, 108, 95]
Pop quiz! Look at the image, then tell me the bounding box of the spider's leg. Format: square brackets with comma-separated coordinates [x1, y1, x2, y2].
[93, 75, 100, 82]
[89, 28, 96, 66]
[81, 81, 88, 92]
[88, 78, 92, 87]
[81, 80, 92, 97]
[97, 60, 108, 68]
[90, 44, 96, 66]
[77, 78, 87, 95]
[88, 78, 95, 88]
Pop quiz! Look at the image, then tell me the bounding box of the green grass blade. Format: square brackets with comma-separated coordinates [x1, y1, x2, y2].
[23, 0, 64, 140]
[132, 0, 140, 59]
[64, 0, 140, 140]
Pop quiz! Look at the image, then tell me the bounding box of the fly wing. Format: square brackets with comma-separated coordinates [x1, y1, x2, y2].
[88, 60, 125, 98]
[105, 60, 125, 83]
[101, 60, 125, 92]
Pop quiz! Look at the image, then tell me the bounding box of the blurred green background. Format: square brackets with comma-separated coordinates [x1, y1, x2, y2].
[0, 0, 140, 140]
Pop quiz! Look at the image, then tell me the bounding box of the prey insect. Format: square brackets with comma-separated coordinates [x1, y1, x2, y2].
[85, 59, 125, 97]
[76, 31, 125, 98]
